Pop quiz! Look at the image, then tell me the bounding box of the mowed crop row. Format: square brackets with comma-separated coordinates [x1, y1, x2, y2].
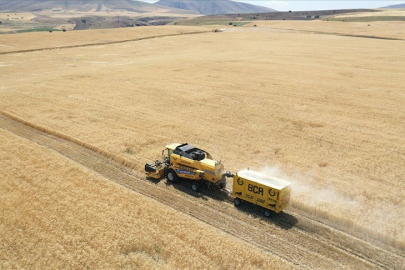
[0, 128, 290, 269]
[0, 23, 404, 249]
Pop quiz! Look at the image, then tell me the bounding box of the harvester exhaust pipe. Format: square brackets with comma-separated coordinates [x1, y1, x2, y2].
[222, 171, 234, 178]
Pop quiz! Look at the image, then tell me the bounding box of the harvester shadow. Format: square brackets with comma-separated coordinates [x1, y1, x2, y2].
[165, 179, 229, 202]
[146, 177, 162, 185]
[145, 177, 211, 200]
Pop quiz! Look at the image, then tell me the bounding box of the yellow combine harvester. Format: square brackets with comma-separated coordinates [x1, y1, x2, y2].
[145, 143, 230, 191]
[145, 143, 291, 215]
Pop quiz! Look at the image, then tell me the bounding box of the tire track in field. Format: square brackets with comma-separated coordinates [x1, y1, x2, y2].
[206, 188, 404, 270]
[1, 113, 404, 269]
[0, 30, 212, 56]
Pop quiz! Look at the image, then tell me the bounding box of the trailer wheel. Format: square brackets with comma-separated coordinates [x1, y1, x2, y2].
[166, 169, 178, 183]
[264, 209, 272, 217]
[234, 198, 242, 207]
[191, 182, 200, 192]
[219, 177, 227, 189]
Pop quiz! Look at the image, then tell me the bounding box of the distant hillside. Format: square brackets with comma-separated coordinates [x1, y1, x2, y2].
[382, 3, 405, 8]
[175, 9, 381, 26]
[156, 0, 275, 15]
[0, 0, 193, 13]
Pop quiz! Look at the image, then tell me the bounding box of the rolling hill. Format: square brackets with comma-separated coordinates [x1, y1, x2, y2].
[156, 0, 275, 15]
[0, 0, 194, 14]
[382, 3, 405, 8]
[0, 0, 200, 33]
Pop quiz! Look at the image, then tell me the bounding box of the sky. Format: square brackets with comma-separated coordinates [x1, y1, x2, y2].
[140, 1, 405, 11]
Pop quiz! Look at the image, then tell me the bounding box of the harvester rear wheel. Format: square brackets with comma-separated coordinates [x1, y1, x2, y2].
[191, 182, 200, 192]
[264, 210, 272, 217]
[234, 198, 242, 206]
[166, 169, 178, 183]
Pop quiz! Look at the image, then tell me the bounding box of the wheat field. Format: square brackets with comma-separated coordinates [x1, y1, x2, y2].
[0, 21, 404, 257]
[0, 128, 289, 269]
[246, 20, 405, 40]
[247, 20, 405, 39]
[0, 25, 206, 53]
[334, 9, 405, 18]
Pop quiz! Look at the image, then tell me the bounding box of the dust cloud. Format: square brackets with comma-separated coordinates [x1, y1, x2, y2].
[259, 165, 358, 207]
[259, 165, 405, 245]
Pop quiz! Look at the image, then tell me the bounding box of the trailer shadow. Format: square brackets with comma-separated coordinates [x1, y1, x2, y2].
[234, 202, 298, 230]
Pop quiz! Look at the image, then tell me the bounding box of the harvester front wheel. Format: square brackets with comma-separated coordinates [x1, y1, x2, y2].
[191, 182, 200, 192]
[234, 198, 242, 207]
[166, 169, 178, 183]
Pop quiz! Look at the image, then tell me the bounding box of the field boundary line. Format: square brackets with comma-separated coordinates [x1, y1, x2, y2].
[0, 30, 212, 55]
[267, 27, 404, 41]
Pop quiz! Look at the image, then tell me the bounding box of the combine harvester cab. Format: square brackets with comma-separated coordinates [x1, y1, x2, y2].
[232, 169, 291, 217]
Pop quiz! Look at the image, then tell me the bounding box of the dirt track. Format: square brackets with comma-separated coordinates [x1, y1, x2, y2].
[1, 113, 404, 269]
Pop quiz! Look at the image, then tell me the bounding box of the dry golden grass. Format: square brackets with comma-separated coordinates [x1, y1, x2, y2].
[334, 9, 405, 18]
[0, 12, 36, 21]
[0, 128, 289, 269]
[0, 25, 206, 52]
[0, 27, 17, 32]
[0, 12, 38, 33]
[246, 20, 405, 40]
[0, 22, 404, 248]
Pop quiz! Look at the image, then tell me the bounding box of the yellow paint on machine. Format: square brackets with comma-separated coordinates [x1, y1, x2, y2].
[233, 169, 291, 213]
[166, 143, 224, 183]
